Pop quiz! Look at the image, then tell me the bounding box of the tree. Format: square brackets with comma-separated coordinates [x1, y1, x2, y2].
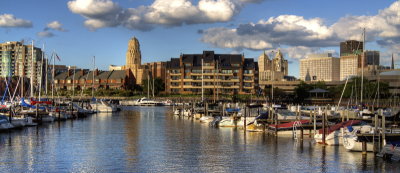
[141, 77, 165, 96]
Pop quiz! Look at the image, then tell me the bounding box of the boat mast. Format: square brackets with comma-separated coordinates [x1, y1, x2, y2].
[201, 58, 204, 101]
[152, 72, 155, 98]
[52, 51, 55, 100]
[92, 56, 95, 98]
[30, 40, 34, 98]
[361, 28, 365, 105]
[45, 54, 48, 96]
[147, 73, 150, 98]
[38, 44, 44, 100]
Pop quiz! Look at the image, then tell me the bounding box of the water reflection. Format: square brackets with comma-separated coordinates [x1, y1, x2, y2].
[0, 107, 399, 172]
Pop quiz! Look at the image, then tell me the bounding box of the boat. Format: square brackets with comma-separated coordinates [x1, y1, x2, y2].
[342, 125, 375, 152]
[268, 120, 310, 136]
[275, 109, 310, 120]
[91, 99, 117, 113]
[0, 115, 14, 130]
[314, 120, 362, 145]
[133, 97, 163, 106]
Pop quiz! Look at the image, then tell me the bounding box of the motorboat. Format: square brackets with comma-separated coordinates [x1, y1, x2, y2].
[91, 100, 117, 113]
[133, 97, 163, 106]
[342, 125, 375, 152]
[314, 120, 362, 145]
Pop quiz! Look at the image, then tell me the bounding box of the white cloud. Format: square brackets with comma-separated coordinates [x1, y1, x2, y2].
[67, 0, 263, 31]
[0, 14, 32, 28]
[201, 1, 400, 59]
[37, 31, 54, 38]
[46, 21, 67, 31]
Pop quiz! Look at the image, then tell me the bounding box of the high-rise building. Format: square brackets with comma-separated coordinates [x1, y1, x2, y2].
[0, 41, 45, 86]
[340, 40, 363, 56]
[258, 49, 288, 81]
[165, 51, 258, 95]
[300, 53, 340, 81]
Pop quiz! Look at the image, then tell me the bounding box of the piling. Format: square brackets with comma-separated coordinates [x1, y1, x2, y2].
[362, 141, 367, 155]
[244, 106, 247, 133]
[9, 106, 12, 123]
[373, 113, 378, 154]
[381, 112, 386, 149]
[322, 111, 326, 145]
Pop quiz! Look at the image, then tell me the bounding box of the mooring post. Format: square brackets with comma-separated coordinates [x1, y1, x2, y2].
[362, 141, 367, 155]
[373, 113, 378, 154]
[274, 108, 277, 136]
[244, 106, 247, 133]
[322, 111, 326, 145]
[9, 106, 12, 123]
[381, 111, 386, 150]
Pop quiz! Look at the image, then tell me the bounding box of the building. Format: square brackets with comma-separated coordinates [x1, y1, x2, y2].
[165, 51, 258, 95]
[300, 53, 340, 82]
[122, 37, 147, 85]
[54, 69, 134, 91]
[0, 41, 45, 93]
[142, 61, 167, 88]
[258, 49, 289, 82]
[340, 51, 380, 80]
[340, 40, 363, 56]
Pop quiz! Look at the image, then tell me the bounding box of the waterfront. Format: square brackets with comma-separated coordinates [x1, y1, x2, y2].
[0, 107, 399, 172]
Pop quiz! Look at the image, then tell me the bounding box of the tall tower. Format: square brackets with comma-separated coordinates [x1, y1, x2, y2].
[126, 37, 141, 69]
[125, 37, 143, 84]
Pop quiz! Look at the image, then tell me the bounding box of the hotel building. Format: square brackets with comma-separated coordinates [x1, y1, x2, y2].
[300, 53, 340, 82]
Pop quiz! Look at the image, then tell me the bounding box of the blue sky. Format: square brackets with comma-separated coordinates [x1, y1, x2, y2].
[1, 0, 399, 77]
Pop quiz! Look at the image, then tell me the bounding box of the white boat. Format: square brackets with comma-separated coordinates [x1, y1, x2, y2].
[162, 100, 175, 106]
[314, 120, 362, 145]
[91, 100, 117, 113]
[342, 125, 375, 152]
[199, 116, 214, 123]
[133, 97, 163, 106]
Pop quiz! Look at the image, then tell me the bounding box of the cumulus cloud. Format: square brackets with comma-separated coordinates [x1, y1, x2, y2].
[37, 21, 67, 38]
[46, 21, 67, 31]
[67, 0, 264, 31]
[0, 14, 32, 28]
[201, 1, 400, 60]
[37, 31, 54, 38]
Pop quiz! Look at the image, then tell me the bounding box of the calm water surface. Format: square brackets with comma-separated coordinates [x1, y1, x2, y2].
[0, 107, 399, 172]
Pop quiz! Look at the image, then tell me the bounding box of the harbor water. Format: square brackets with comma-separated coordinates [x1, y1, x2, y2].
[0, 107, 399, 172]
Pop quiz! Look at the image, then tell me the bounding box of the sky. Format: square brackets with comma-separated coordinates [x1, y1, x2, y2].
[0, 0, 399, 77]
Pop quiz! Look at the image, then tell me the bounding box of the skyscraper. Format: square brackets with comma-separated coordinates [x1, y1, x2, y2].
[340, 40, 363, 56]
[0, 41, 44, 84]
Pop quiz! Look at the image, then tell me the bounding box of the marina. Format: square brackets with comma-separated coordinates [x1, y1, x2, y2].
[0, 106, 399, 172]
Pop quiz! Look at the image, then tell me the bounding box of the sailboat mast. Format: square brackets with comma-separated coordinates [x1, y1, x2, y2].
[38, 44, 44, 100]
[52, 51, 55, 100]
[147, 73, 150, 98]
[30, 40, 34, 98]
[201, 58, 204, 101]
[45, 54, 48, 96]
[152, 73, 154, 98]
[361, 28, 365, 105]
[92, 56, 95, 97]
